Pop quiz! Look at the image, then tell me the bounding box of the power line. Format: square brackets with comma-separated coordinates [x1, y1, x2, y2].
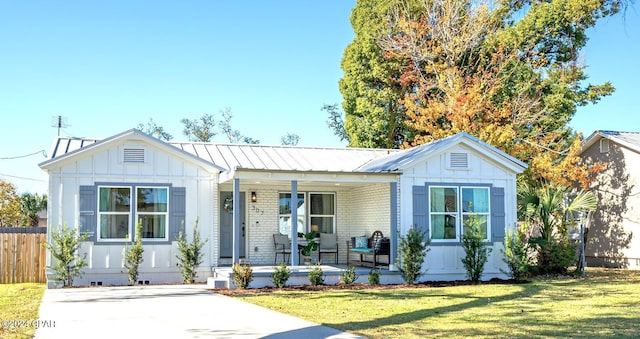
[0, 173, 47, 182]
[0, 150, 47, 160]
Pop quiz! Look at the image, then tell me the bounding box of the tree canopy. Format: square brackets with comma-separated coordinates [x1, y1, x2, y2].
[339, 0, 624, 187]
[0, 180, 23, 227]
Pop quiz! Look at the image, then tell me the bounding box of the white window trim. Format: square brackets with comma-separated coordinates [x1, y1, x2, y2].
[278, 191, 336, 235]
[97, 185, 170, 243]
[97, 185, 132, 243]
[428, 185, 491, 243]
[137, 186, 170, 242]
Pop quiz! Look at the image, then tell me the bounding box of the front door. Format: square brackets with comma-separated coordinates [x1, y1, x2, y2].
[219, 192, 246, 258]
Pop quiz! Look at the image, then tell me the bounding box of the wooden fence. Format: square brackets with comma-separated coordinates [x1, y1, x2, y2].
[0, 227, 47, 284]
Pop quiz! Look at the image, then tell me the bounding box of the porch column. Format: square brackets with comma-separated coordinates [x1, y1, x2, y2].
[232, 178, 240, 264]
[389, 181, 398, 270]
[290, 180, 298, 266]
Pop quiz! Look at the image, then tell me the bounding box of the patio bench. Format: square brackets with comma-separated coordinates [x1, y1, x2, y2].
[346, 230, 390, 268]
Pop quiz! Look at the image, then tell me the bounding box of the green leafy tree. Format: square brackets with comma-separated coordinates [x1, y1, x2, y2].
[137, 118, 173, 141]
[280, 133, 300, 146]
[219, 107, 260, 144]
[342, 0, 624, 187]
[20, 192, 47, 226]
[397, 224, 430, 284]
[176, 218, 207, 283]
[338, 0, 420, 148]
[181, 114, 217, 142]
[124, 219, 144, 285]
[45, 224, 89, 287]
[0, 180, 22, 227]
[518, 182, 596, 274]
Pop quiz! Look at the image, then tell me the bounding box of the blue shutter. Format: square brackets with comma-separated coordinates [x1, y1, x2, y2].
[170, 187, 186, 240]
[412, 185, 429, 239]
[79, 185, 97, 242]
[491, 187, 505, 242]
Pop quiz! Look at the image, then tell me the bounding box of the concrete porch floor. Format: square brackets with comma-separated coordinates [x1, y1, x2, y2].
[208, 264, 405, 289]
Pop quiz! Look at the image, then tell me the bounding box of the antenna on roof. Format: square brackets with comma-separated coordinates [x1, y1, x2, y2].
[51, 116, 70, 136]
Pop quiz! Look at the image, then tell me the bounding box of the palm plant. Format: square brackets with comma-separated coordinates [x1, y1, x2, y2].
[518, 182, 596, 273]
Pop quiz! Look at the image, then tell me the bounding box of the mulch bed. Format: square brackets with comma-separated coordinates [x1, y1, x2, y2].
[211, 278, 527, 296]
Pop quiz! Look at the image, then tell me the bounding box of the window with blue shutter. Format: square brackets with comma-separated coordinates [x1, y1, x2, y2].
[78, 183, 185, 244]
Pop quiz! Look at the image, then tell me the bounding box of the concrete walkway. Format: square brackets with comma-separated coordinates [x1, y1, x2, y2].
[35, 285, 363, 339]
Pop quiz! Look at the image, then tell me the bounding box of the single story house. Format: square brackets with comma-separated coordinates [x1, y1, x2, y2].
[579, 130, 640, 269]
[39, 129, 526, 286]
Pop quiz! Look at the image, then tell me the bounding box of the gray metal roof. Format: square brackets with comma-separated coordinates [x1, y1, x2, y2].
[45, 130, 527, 174]
[582, 130, 640, 154]
[172, 142, 399, 172]
[358, 132, 527, 172]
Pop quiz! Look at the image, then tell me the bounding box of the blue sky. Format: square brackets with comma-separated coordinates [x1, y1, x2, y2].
[0, 1, 638, 195]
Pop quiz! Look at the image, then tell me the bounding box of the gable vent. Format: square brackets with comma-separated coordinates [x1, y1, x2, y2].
[599, 139, 610, 153]
[449, 152, 469, 169]
[123, 148, 145, 163]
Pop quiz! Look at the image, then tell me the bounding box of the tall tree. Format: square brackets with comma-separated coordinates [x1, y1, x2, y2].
[343, 0, 621, 187]
[20, 192, 47, 226]
[219, 108, 260, 144]
[280, 133, 300, 146]
[181, 114, 217, 142]
[136, 119, 173, 141]
[339, 0, 422, 148]
[0, 180, 22, 227]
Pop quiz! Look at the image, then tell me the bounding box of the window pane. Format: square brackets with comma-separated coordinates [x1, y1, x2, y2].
[462, 188, 489, 213]
[100, 214, 129, 239]
[137, 188, 168, 212]
[310, 194, 334, 214]
[278, 216, 305, 236]
[430, 187, 457, 212]
[463, 215, 488, 239]
[310, 217, 333, 234]
[431, 214, 457, 239]
[99, 187, 131, 212]
[279, 193, 305, 214]
[139, 215, 166, 239]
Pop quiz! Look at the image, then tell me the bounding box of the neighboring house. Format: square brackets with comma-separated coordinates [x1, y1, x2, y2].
[579, 130, 640, 269]
[39, 129, 526, 286]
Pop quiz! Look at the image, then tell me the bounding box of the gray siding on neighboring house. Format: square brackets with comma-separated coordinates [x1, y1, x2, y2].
[581, 133, 640, 269]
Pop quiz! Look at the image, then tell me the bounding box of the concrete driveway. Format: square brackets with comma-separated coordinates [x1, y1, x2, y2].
[35, 285, 363, 339]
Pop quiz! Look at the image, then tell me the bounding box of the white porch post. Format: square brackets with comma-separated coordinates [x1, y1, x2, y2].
[290, 180, 298, 266]
[389, 181, 398, 270]
[232, 178, 240, 264]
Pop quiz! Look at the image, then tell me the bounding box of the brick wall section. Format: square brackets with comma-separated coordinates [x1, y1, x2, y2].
[241, 183, 390, 265]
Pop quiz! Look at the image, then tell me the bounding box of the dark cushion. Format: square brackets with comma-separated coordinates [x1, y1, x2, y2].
[374, 237, 390, 254]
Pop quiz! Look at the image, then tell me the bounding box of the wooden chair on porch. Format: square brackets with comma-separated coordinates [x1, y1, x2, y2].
[273, 234, 291, 264]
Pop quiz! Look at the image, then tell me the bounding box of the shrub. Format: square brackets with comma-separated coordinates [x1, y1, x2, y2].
[176, 218, 207, 283]
[124, 220, 144, 285]
[368, 269, 381, 285]
[308, 263, 324, 286]
[397, 224, 430, 284]
[44, 224, 89, 287]
[341, 266, 358, 285]
[461, 216, 492, 283]
[501, 226, 531, 281]
[232, 260, 253, 289]
[272, 262, 292, 288]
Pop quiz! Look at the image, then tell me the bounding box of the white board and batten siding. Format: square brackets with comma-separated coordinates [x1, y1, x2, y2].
[398, 143, 520, 281]
[45, 136, 218, 286]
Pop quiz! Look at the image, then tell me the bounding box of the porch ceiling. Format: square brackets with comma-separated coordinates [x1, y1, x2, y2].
[219, 168, 399, 187]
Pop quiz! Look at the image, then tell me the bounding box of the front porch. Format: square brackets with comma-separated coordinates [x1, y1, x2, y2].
[207, 264, 404, 289]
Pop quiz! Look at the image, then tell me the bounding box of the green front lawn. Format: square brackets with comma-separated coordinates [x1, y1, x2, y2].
[235, 268, 640, 338]
[0, 283, 46, 339]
